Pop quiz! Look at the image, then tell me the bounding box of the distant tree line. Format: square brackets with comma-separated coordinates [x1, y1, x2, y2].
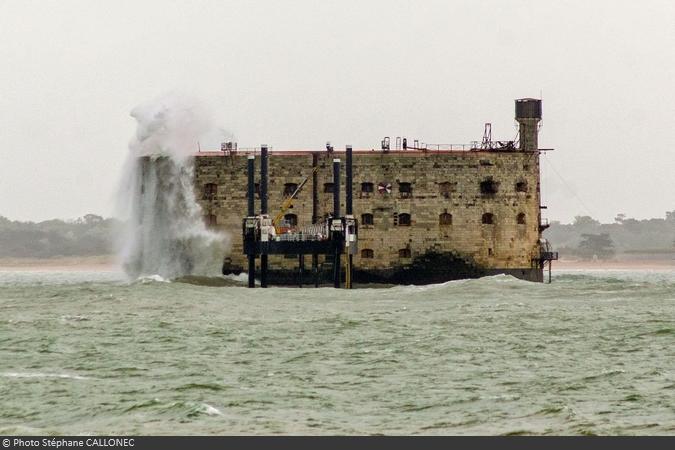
[544, 211, 675, 260]
[2, 212, 674, 261]
[0, 214, 119, 258]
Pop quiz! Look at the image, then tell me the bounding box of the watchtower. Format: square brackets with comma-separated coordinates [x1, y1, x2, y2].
[515, 98, 542, 152]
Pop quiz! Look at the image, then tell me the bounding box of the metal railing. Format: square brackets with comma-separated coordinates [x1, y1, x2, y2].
[276, 232, 326, 242]
[540, 251, 559, 261]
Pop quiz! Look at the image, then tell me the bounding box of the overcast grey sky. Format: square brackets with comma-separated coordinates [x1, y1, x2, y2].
[1, 0, 674, 223]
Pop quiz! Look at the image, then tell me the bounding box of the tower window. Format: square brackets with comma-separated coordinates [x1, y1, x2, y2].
[398, 248, 411, 258]
[361, 249, 374, 259]
[516, 181, 528, 192]
[203, 183, 217, 200]
[361, 182, 374, 193]
[323, 182, 334, 193]
[517, 213, 526, 225]
[283, 183, 298, 197]
[482, 213, 494, 224]
[480, 178, 499, 195]
[439, 212, 453, 226]
[397, 213, 411, 226]
[361, 213, 374, 225]
[399, 182, 412, 198]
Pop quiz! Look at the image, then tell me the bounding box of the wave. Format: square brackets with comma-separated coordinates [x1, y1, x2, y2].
[123, 398, 223, 418]
[115, 94, 231, 281]
[1, 372, 92, 380]
[135, 274, 171, 284]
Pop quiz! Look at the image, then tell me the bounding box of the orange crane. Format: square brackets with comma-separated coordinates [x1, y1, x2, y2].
[272, 167, 318, 234]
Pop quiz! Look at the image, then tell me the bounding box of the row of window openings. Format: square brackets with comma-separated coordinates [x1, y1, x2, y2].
[361, 248, 410, 259]
[362, 212, 527, 226]
[202, 179, 529, 199]
[205, 212, 527, 227]
[481, 212, 527, 225]
[309, 180, 526, 196]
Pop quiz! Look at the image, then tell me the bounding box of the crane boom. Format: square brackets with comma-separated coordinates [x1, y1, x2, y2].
[272, 167, 318, 232]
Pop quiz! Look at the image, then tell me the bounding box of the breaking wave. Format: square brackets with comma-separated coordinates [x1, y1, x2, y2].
[115, 93, 231, 280]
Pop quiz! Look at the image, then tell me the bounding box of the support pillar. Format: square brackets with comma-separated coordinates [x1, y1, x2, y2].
[298, 254, 304, 287]
[247, 155, 255, 288]
[312, 153, 319, 287]
[333, 158, 341, 289]
[345, 145, 353, 289]
[260, 145, 269, 288]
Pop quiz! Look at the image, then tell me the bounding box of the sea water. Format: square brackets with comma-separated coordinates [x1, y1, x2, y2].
[1, 270, 674, 435]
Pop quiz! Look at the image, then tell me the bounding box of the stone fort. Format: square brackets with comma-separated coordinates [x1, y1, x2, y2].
[193, 98, 555, 284]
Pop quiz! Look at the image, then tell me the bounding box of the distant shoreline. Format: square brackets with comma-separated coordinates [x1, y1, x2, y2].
[554, 259, 675, 271]
[1, 255, 674, 273]
[0, 255, 119, 272]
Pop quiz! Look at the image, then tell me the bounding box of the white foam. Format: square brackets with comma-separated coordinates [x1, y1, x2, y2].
[202, 403, 223, 416]
[1, 372, 91, 380]
[223, 273, 251, 284]
[137, 274, 171, 283]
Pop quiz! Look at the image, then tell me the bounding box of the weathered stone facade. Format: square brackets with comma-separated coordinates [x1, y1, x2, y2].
[192, 99, 549, 283]
[193, 147, 544, 282]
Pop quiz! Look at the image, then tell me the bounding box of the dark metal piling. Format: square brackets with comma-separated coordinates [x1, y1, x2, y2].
[346, 146, 353, 289]
[260, 145, 269, 288]
[312, 153, 319, 287]
[247, 155, 255, 288]
[333, 158, 341, 288]
[298, 254, 304, 287]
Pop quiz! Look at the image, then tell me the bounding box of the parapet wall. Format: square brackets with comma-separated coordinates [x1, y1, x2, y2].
[194, 149, 543, 280]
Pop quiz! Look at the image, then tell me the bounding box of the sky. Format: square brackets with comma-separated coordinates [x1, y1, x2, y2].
[1, 0, 674, 224]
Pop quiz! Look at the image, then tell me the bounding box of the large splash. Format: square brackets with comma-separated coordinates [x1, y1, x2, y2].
[116, 93, 231, 279]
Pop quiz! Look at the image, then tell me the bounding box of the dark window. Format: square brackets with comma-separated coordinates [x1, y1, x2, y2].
[516, 181, 528, 192]
[399, 182, 412, 198]
[361, 249, 374, 259]
[283, 213, 298, 226]
[361, 213, 374, 225]
[517, 213, 526, 225]
[480, 178, 499, 195]
[439, 212, 453, 226]
[439, 181, 454, 197]
[397, 213, 411, 226]
[283, 183, 298, 197]
[203, 183, 217, 200]
[324, 182, 334, 193]
[204, 214, 217, 226]
[361, 182, 374, 193]
[399, 248, 411, 258]
[482, 213, 494, 224]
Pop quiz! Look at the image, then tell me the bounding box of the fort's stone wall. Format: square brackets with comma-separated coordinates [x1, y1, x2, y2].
[194, 149, 542, 277]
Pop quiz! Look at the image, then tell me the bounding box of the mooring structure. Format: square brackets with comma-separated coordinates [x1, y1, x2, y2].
[243, 145, 358, 288]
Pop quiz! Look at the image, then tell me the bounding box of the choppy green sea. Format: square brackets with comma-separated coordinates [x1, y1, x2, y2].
[1, 270, 674, 435]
